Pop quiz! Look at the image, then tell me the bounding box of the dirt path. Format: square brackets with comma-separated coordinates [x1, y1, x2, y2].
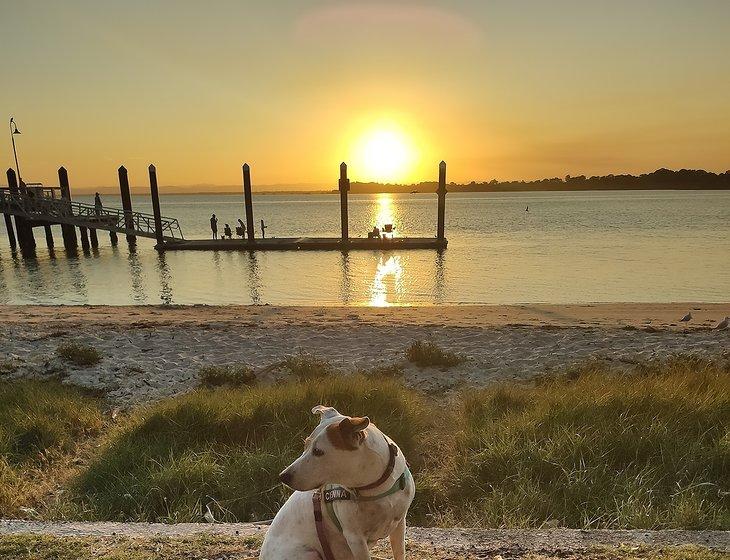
[1, 520, 728, 558]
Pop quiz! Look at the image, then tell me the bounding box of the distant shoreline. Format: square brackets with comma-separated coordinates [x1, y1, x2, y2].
[52, 185, 730, 196]
[7, 167, 729, 195]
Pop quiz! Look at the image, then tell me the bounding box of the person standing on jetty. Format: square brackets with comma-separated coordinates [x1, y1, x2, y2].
[94, 192, 103, 216]
[210, 214, 219, 239]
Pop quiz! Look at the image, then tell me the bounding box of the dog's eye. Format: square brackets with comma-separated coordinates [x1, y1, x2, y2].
[312, 447, 325, 457]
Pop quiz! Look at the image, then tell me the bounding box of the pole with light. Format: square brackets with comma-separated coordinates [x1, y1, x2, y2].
[9, 117, 22, 185]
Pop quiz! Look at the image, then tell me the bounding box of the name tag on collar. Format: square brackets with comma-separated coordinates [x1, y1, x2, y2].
[323, 487, 351, 503]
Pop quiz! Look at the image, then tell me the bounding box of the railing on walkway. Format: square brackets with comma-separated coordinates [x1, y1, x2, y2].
[0, 188, 183, 241]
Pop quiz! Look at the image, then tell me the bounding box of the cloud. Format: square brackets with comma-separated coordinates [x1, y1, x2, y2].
[294, 2, 481, 45]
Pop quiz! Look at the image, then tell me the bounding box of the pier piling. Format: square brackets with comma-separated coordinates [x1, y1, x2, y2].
[6, 169, 35, 251]
[3, 214, 16, 249]
[79, 226, 90, 250]
[110, 231, 118, 245]
[242, 163, 255, 242]
[437, 160, 447, 241]
[339, 162, 349, 242]
[44, 225, 54, 248]
[89, 228, 99, 248]
[58, 167, 78, 249]
[118, 166, 136, 245]
[148, 164, 164, 247]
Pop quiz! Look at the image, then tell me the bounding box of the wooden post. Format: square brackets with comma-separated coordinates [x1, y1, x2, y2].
[3, 215, 16, 249]
[109, 231, 118, 245]
[58, 167, 78, 248]
[339, 162, 349, 242]
[437, 160, 447, 241]
[44, 224, 54, 248]
[242, 163, 255, 241]
[79, 226, 90, 250]
[148, 164, 164, 247]
[89, 228, 99, 248]
[7, 168, 34, 251]
[118, 166, 136, 245]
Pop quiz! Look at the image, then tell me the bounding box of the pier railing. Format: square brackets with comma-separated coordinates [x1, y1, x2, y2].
[0, 189, 183, 242]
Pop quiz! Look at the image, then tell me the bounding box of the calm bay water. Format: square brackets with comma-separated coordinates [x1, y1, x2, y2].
[0, 190, 728, 306]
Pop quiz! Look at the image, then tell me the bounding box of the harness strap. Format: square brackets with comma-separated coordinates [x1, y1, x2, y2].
[312, 490, 336, 560]
[322, 468, 412, 535]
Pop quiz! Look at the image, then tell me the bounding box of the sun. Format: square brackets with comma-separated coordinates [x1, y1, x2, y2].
[352, 126, 416, 183]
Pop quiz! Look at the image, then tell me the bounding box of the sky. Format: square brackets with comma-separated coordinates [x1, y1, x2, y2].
[2, 0, 729, 191]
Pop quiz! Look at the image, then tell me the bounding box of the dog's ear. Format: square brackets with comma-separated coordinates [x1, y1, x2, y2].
[335, 416, 370, 449]
[311, 405, 340, 420]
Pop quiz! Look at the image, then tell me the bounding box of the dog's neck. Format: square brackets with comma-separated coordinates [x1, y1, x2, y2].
[348, 428, 404, 494]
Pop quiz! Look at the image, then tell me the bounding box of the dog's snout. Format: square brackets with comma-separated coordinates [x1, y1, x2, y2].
[279, 470, 293, 486]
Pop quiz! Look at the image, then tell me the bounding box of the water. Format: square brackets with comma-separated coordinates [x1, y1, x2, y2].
[0, 190, 727, 306]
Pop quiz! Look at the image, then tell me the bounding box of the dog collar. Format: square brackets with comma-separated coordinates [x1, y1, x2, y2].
[352, 436, 399, 492]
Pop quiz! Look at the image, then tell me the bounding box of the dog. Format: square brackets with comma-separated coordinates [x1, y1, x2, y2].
[260, 405, 415, 560]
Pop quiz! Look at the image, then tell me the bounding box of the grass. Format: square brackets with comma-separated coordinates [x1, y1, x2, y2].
[56, 342, 103, 367]
[0, 380, 104, 517]
[1, 355, 727, 530]
[283, 351, 339, 380]
[441, 356, 730, 529]
[198, 364, 256, 388]
[406, 340, 465, 368]
[0, 535, 723, 560]
[72, 375, 431, 522]
[0, 534, 262, 560]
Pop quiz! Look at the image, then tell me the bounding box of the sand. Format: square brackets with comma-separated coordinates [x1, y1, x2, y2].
[0, 303, 728, 405]
[1, 302, 729, 329]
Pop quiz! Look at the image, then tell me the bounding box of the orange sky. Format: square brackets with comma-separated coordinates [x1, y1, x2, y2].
[2, 1, 729, 191]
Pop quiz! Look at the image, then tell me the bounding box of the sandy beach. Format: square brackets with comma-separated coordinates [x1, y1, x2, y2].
[1, 303, 727, 406]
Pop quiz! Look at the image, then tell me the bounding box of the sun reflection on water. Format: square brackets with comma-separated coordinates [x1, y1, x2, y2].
[372, 193, 397, 237]
[369, 255, 404, 306]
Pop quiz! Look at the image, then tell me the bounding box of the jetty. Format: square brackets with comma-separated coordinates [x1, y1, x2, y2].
[1, 161, 448, 253]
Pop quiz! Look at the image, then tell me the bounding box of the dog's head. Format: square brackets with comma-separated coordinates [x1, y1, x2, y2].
[279, 405, 374, 491]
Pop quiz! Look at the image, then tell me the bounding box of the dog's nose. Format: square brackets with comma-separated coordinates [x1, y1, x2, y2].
[279, 470, 292, 486]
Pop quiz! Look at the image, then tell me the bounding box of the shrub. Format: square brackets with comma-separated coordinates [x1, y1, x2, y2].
[73, 376, 432, 522]
[199, 364, 256, 388]
[56, 342, 102, 367]
[283, 352, 338, 380]
[406, 340, 465, 368]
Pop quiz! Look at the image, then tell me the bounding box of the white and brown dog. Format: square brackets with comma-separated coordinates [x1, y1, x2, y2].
[260, 405, 415, 560]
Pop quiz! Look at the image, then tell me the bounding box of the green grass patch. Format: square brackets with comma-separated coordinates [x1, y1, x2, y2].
[0, 380, 104, 517]
[72, 375, 431, 522]
[198, 364, 256, 388]
[56, 342, 103, 367]
[442, 356, 730, 529]
[283, 351, 339, 380]
[406, 340, 465, 368]
[1, 356, 727, 530]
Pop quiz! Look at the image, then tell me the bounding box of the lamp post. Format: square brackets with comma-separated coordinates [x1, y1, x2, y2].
[9, 118, 21, 185]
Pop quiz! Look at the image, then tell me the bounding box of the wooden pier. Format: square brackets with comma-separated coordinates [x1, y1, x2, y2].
[2, 161, 449, 254]
[161, 236, 446, 252]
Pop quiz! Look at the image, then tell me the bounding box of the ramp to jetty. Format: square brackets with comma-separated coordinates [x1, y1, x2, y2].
[0, 186, 183, 242]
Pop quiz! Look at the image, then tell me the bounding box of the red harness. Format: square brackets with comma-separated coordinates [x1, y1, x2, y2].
[312, 440, 399, 560]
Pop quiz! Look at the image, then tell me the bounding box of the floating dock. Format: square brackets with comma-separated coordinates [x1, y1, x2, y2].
[161, 236, 447, 252]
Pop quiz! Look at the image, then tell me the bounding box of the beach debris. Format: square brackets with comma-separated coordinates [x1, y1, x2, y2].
[714, 317, 729, 330]
[204, 502, 217, 523]
[680, 312, 692, 322]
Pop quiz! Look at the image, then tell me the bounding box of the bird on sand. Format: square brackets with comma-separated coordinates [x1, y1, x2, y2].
[714, 317, 729, 330]
[680, 312, 692, 322]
